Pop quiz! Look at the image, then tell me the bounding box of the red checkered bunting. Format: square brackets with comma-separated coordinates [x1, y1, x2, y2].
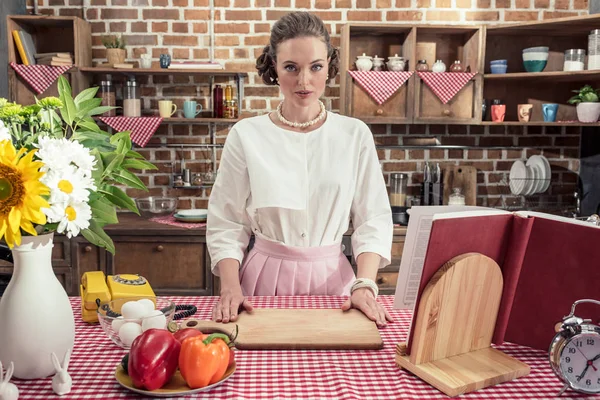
[99, 116, 163, 147]
[10, 62, 72, 95]
[348, 71, 413, 105]
[11, 295, 585, 400]
[417, 71, 477, 104]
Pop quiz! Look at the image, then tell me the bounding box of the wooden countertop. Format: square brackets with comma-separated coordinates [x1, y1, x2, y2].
[105, 213, 407, 236]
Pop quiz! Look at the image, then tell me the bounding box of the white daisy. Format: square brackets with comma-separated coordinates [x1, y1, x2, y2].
[35, 137, 96, 176]
[0, 120, 11, 142]
[44, 200, 92, 238]
[41, 165, 96, 204]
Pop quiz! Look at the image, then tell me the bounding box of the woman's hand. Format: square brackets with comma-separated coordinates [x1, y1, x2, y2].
[341, 288, 393, 327]
[212, 287, 254, 323]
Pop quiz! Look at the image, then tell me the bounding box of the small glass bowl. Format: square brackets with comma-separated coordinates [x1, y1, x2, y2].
[135, 197, 178, 218]
[97, 296, 176, 349]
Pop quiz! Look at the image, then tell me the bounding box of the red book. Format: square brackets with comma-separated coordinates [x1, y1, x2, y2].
[401, 209, 600, 353]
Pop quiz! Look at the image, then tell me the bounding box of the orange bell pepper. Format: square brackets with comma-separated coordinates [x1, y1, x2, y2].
[179, 333, 231, 389]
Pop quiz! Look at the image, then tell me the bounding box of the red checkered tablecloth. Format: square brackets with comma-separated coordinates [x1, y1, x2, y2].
[99, 116, 163, 147]
[417, 71, 477, 104]
[11, 296, 598, 399]
[10, 62, 72, 95]
[348, 71, 413, 105]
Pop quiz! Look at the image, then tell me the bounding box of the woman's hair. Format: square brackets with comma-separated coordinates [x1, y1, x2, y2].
[256, 11, 340, 86]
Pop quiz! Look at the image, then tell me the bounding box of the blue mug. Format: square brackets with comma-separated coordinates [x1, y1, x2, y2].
[159, 54, 171, 69]
[542, 103, 558, 122]
[183, 100, 202, 119]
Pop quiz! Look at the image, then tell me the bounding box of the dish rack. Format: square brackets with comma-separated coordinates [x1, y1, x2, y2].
[489, 175, 578, 217]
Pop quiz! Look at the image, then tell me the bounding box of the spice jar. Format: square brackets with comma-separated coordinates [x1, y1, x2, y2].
[213, 84, 223, 118]
[173, 174, 184, 187]
[416, 59, 429, 72]
[564, 49, 586, 71]
[224, 99, 238, 119]
[98, 80, 116, 117]
[588, 30, 600, 70]
[449, 60, 464, 73]
[192, 173, 203, 186]
[123, 77, 141, 117]
[448, 188, 466, 206]
[225, 85, 233, 102]
[389, 173, 408, 207]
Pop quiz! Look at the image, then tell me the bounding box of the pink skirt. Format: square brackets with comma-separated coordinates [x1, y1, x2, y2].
[240, 237, 356, 296]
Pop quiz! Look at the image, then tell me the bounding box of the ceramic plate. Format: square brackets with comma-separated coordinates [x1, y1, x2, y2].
[527, 155, 551, 192]
[509, 160, 527, 195]
[115, 361, 236, 397]
[525, 157, 545, 194]
[176, 209, 208, 218]
[174, 214, 207, 223]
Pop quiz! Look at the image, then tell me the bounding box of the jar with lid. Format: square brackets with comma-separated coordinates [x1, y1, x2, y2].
[389, 173, 408, 207]
[224, 99, 238, 119]
[448, 188, 466, 205]
[98, 80, 116, 116]
[564, 49, 586, 71]
[588, 30, 600, 70]
[213, 84, 224, 118]
[173, 174, 184, 187]
[123, 78, 141, 117]
[449, 60, 464, 73]
[416, 60, 429, 72]
[192, 173, 203, 187]
[225, 85, 233, 102]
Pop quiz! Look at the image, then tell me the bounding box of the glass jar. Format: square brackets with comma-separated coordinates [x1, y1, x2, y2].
[416, 59, 429, 72]
[192, 173, 203, 186]
[213, 85, 224, 118]
[564, 49, 586, 71]
[448, 188, 466, 206]
[588, 30, 600, 70]
[173, 174, 184, 187]
[224, 99, 238, 119]
[98, 80, 116, 117]
[449, 60, 463, 73]
[123, 78, 141, 117]
[389, 173, 408, 207]
[225, 85, 233, 102]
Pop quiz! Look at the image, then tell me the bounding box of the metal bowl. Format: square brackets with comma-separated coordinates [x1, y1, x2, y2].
[135, 197, 178, 218]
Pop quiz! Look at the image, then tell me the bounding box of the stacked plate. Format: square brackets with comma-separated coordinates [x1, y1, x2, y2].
[173, 209, 208, 223]
[509, 155, 551, 196]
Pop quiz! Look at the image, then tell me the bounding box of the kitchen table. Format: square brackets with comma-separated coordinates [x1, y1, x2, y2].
[12, 296, 595, 399]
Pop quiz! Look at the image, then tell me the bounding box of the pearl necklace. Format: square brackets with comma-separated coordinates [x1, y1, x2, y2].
[276, 100, 326, 129]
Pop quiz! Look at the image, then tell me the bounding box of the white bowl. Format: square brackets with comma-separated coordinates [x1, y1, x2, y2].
[522, 52, 549, 61]
[523, 46, 549, 53]
[176, 209, 208, 217]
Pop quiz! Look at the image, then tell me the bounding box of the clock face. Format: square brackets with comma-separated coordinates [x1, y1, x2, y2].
[560, 333, 600, 393]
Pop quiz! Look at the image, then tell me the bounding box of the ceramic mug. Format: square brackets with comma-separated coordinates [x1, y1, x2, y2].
[158, 100, 177, 118]
[183, 100, 203, 119]
[159, 54, 171, 69]
[491, 104, 506, 122]
[542, 103, 559, 122]
[518, 104, 533, 122]
[140, 58, 152, 69]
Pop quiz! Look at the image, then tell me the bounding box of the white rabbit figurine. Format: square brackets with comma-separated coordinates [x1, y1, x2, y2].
[51, 349, 72, 396]
[0, 361, 19, 400]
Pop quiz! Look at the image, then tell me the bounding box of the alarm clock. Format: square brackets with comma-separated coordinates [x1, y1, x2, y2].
[549, 299, 600, 396]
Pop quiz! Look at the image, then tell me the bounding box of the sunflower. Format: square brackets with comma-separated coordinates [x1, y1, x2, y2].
[0, 140, 50, 248]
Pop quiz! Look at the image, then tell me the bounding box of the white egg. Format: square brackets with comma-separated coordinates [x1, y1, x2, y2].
[119, 322, 143, 346]
[111, 316, 125, 332]
[137, 299, 156, 315]
[121, 301, 146, 320]
[141, 310, 167, 332]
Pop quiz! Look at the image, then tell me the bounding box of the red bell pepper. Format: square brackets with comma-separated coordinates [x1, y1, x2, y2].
[173, 328, 204, 344]
[179, 333, 231, 389]
[128, 328, 181, 391]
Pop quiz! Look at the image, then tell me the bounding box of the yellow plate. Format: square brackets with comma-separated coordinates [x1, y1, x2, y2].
[115, 361, 236, 397]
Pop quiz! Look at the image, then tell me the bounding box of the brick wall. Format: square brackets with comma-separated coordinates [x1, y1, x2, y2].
[26, 0, 587, 213]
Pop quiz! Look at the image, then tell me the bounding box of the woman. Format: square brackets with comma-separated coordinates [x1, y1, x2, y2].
[207, 11, 393, 327]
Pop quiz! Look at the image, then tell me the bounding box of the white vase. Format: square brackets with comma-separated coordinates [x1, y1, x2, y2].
[0, 233, 75, 379]
[576, 102, 600, 123]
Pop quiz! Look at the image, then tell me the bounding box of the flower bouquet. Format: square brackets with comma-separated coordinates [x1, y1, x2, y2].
[0, 75, 156, 251]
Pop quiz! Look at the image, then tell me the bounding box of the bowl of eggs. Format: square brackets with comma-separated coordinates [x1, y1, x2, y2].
[97, 296, 176, 349]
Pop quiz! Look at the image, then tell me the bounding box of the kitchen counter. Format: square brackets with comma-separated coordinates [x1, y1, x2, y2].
[107, 213, 408, 236]
[13, 296, 575, 399]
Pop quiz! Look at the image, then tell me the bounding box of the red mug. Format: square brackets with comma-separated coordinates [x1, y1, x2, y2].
[491, 104, 506, 122]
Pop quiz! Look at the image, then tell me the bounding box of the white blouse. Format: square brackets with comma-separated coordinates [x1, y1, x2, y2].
[206, 111, 393, 275]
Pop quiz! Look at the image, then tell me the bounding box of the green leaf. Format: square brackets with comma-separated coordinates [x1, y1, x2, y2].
[110, 131, 132, 145]
[89, 197, 119, 225]
[122, 158, 157, 170]
[58, 76, 76, 126]
[88, 106, 118, 116]
[75, 98, 103, 119]
[74, 86, 99, 107]
[71, 131, 114, 152]
[112, 169, 147, 190]
[103, 153, 125, 177]
[91, 149, 105, 182]
[81, 219, 116, 254]
[126, 150, 145, 159]
[76, 119, 105, 134]
[99, 185, 139, 214]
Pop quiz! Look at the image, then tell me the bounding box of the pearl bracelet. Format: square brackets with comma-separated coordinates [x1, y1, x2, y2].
[350, 278, 379, 298]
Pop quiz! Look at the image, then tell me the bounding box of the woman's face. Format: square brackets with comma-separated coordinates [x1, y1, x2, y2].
[274, 36, 329, 108]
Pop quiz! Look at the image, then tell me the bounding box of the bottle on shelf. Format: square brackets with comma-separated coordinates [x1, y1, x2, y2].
[213, 84, 224, 118]
[123, 77, 141, 117]
[98, 80, 116, 117]
[225, 85, 233, 102]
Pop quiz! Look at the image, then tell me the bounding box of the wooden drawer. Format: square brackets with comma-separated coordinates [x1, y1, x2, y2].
[51, 235, 71, 267]
[107, 236, 210, 296]
[414, 76, 481, 123]
[347, 78, 413, 121]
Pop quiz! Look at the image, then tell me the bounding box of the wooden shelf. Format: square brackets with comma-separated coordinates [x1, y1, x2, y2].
[487, 14, 600, 36]
[95, 116, 238, 124]
[483, 70, 600, 82]
[172, 185, 213, 189]
[79, 67, 248, 77]
[481, 121, 597, 126]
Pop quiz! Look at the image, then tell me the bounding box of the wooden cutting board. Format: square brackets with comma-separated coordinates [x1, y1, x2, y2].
[180, 309, 383, 350]
[443, 165, 477, 205]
